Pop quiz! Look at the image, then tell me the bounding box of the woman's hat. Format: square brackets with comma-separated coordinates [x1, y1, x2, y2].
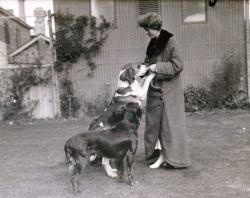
[138, 12, 162, 30]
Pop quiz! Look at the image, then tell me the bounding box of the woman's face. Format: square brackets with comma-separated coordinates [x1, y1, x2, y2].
[144, 28, 160, 39]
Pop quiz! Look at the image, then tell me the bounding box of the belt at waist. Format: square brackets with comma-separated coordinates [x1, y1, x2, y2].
[148, 87, 163, 97]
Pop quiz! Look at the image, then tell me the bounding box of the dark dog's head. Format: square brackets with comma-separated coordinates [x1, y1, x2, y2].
[107, 103, 126, 125]
[124, 102, 142, 127]
[89, 102, 126, 130]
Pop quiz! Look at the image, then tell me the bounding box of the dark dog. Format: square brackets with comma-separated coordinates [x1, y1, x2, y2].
[65, 102, 142, 193]
[88, 100, 127, 178]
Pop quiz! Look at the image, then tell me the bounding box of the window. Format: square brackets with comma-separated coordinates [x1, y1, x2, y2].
[182, 0, 206, 23]
[4, 22, 10, 44]
[90, 0, 115, 26]
[138, 0, 160, 16]
[16, 28, 21, 47]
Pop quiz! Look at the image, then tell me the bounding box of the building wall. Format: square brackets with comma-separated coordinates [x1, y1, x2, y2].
[0, 9, 54, 120]
[53, 0, 247, 105]
[0, 12, 31, 54]
[11, 40, 51, 65]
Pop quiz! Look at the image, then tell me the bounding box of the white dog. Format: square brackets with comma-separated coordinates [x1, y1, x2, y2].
[100, 63, 156, 177]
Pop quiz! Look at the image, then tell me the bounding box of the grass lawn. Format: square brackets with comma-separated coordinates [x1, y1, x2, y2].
[0, 110, 250, 198]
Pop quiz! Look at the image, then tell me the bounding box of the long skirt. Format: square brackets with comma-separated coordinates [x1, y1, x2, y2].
[144, 94, 191, 168]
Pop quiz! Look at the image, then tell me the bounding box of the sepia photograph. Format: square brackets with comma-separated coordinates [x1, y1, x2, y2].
[0, 0, 249, 197]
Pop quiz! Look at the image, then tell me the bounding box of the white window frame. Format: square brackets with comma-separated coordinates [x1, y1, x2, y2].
[90, 0, 116, 27]
[182, 0, 207, 24]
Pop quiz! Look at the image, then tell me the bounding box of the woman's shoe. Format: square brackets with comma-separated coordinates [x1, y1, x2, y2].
[149, 153, 164, 169]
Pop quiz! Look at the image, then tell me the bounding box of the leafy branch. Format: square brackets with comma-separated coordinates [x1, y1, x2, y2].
[54, 13, 111, 72]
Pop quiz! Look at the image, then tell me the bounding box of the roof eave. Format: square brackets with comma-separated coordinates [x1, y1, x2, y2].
[0, 6, 33, 29]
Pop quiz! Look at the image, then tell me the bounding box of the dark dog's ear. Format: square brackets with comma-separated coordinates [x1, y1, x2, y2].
[127, 102, 142, 119]
[138, 107, 142, 118]
[136, 105, 143, 119]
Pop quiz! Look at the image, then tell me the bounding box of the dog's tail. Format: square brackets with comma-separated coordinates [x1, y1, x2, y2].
[64, 141, 82, 174]
[64, 140, 71, 165]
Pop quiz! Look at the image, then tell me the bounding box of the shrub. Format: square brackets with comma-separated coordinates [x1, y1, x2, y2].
[184, 49, 250, 112]
[82, 84, 111, 117]
[60, 78, 81, 118]
[1, 67, 49, 121]
[184, 86, 209, 112]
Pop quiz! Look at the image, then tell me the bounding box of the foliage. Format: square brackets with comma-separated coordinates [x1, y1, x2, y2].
[184, 50, 250, 112]
[207, 50, 243, 109]
[82, 84, 111, 117]
[60, 77, 81, 118]
[54, 13, 111, 72]
[54, 13, 111, 118]
[184, 86, 209, 112]
[1, 66, 50, 121]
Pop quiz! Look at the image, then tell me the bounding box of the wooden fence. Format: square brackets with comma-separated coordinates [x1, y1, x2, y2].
[0, 64, 54, 120]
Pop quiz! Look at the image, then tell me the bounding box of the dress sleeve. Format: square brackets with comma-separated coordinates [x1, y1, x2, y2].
[155, 38, 184, 80]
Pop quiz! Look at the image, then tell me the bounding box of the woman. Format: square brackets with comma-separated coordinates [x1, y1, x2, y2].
[138, 13, 191, 168]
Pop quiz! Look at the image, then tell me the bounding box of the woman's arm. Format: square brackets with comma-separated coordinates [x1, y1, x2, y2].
[153, 38, 184, 80]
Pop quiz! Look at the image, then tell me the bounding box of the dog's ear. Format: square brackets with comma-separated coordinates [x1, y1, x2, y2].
[137, 105, 143, 118]
[119, 71, 127, 82]
[120, 67, 135, 85]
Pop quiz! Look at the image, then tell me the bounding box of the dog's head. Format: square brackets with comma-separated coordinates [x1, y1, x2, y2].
[119, 63, 149, 85]
[124, 102, 142, 127]
[136, 63, 148, 77]
[107, 103, 126, 125]
[89, 102, 126, 130]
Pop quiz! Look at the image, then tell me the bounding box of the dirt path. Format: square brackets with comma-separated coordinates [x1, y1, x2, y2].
[0, 111, 250, 198]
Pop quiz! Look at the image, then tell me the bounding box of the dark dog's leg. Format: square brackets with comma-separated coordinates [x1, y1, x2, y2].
[117, 157, 127, 183]
[69, 159, 82, 193]
[65, 145, 82, 193]
[126, 152, 135, 185]
[126, 141, 137, 185]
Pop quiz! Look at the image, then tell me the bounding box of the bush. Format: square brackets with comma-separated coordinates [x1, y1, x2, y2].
[1, 67, 49, 121]
[184, 86, 209, 112]
[184, 50, 250, 112]
[207, 50, 242, 109]
[82, 84, 111, 117]
[60, 78, 81, 118]
[1, 96, 22, 121]
[83, 95, 110, 117]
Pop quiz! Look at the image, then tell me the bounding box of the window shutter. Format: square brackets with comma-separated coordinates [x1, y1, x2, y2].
[138, 0, 160, 16]
[4, 22, 10, 44]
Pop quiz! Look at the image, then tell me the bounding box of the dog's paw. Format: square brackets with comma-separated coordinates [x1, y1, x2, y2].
[107, 168, 118, 178]
[117, 176, 127, 183]
[103, 165, 118, 178]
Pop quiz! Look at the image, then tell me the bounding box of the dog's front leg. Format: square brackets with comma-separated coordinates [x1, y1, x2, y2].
[126, 152, 135, 186]
[102, 157, 118, 178]
[138, 73, 155, 100]
[117, 157, 127, 183]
